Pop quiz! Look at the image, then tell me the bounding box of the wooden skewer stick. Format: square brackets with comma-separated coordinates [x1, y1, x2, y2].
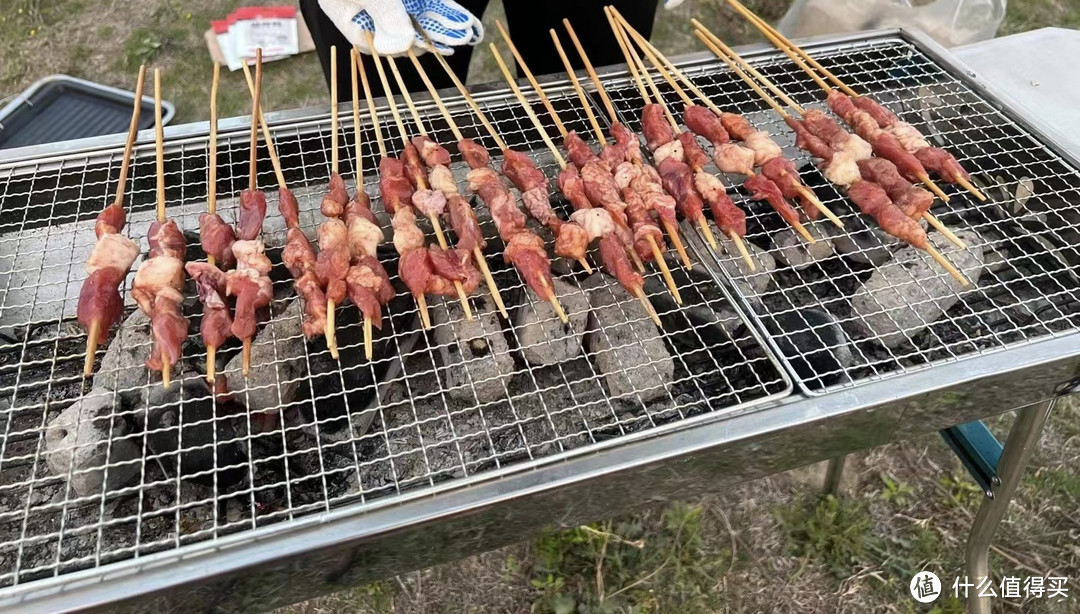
[355, 46, 387, 159]
[351, 49, 374, 360]
[604, 9, 695, 270]
[694, 28, 969, 281]
[405, 49, 510, 319]
[205, 63, 221, 381]
[324, 46, 341, 359]
[694, 27, 966, 249]
[380, 51, 473, 321]
[153, 68, 172, 388]
[85, 65, 146, 378]
[548, 28, 682, 303]
[494, 20, 571, 141]
[242, 49, 264, 373]
[240, 63, 288, 190]
[489, 43, 575, 325]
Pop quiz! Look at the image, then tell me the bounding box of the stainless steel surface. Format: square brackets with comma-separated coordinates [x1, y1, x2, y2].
[0, 46, 791, 608]
[603, 28, 1080, 395]
[1, 27, 1079, 613]
[965, 398, 1055, 614]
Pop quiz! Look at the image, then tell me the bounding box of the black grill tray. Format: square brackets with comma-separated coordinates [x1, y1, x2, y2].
[0, 75, 173, 150]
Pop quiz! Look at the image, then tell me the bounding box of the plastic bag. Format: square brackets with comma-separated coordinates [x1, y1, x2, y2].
[777, 0, 1006, 47]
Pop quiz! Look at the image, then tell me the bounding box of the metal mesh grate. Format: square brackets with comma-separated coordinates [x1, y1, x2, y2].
[604, 35, 1080, 394]
[0, 80, 789, 586]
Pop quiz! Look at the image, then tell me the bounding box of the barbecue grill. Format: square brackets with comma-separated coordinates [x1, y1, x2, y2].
[0, 28, 1078, 612]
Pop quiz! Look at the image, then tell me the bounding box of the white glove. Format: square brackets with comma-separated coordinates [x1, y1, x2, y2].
[664, 0, 686, 8]
[318, 0, 484, 56]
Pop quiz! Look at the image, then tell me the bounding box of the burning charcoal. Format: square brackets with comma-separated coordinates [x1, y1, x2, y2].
[709, 221, 776, 297]
[765, 309, 852, 387]
[581, 273, 674, 404]
[433, 290, 514, 404]
[94, 310, 156, 406]
[827, 215, 927, 266]
[514, 278, 589, 366]
[771, 224, 836, 270]
[851, 230, 984, 348]
[225, 298, 305, 416]
[45, 388, 141, 497]
[142, 373, 246, 487]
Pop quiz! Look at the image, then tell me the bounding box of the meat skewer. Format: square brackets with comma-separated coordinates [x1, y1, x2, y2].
[693, 23, 968, 250]
[399, 48, 511, 319]
[694, 28, 968, 286]
[490, 43, 662, 327]
[319, 46, 351, 358]
[188, 63, 233, 383]
[349, 48, 395, 359]
[133, 69, 191, 388]
[725, 0, 986, 203]
[80, 65, 146, 378]
[540, 25, 683, 301]
[373, 40, 475, 322]
[602, 10, 755, 271]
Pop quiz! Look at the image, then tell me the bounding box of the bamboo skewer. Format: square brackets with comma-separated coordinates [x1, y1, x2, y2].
[204, 63, 221, 382]
[325, 47, 341, 359]
[693, 24, 968, 251]
[357, 43, 431, 330]
[494, 20, 570, 141]
[85, 65, 146, 378]
[424, 43, 594, 279]
[405, 49, 510, 319]
[488, 44, 574, 324]
[378, 50, 474, 322]
[350, 49, 375, 360]
[239, 50, 265, 374]
[491, 43, 658, 327]
[547, 28, 682, 304]
[153, 68, 173, 388]
[693, 27, 969, 286]
[241, 63, 287, 190]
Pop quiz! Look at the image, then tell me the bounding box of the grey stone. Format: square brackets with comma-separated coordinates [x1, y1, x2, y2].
[94, 309, 154, 405]
[581, 273, 674, 403]
[771, 224, 835, 269]
[514, 279, 590, 365]
[850, 230, 984, 348]
[225, 298, 306, 413]
[708, 221, 776, 298]
[44, 389, 140, 497]
[433, 291, 514, 404]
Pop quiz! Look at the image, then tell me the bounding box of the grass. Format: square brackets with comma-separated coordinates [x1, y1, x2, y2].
[2, 1, 1080, 612]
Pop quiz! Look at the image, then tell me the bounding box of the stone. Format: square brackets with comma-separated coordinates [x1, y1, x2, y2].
[94, 310, 154, 406]
[44, 389, 141, 497]
[514, 279, 590, 365]
[581, 273, 674, 404]
[142, 373, 247, 487]
[771, 224, 836, 269]
[850, 230, 984, 348]
[432, 291, 514, 404]
[225, 298, 305, 414]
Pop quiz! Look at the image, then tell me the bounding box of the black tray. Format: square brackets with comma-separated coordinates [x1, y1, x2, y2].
[0, 75, 173, 150]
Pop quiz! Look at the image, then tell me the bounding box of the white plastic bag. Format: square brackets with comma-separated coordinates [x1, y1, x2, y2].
[776, 0, 1006, 47]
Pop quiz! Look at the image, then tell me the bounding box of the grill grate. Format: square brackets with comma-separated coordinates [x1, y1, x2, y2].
[0, 80, 789, 586]
[604, 36, 1080, 394]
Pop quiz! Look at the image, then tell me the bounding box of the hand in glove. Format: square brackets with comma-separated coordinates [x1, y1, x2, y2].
[319, 0, 484, 56]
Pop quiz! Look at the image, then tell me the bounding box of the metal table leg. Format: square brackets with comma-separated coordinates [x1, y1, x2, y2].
[823, 456, 846, 495]
[964, 398, 1055, 614]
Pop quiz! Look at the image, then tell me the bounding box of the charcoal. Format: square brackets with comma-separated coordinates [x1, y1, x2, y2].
[433, 291, 514, 403]
[709, 221, 776, 298]
[225, 298, 305, 415]
[513, 278, 589, 366]
[94, 310, 154, 406]
[581, 273, 673, 404]
[850, 230, 984, 348]
[142, 373, 247, 487]
[44, 388, 141, 497]
[765, 308, 853, 387]
[827, 215, 927, 266]
[771, 224, 836, 269]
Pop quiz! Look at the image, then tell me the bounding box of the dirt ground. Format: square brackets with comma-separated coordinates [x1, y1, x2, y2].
[2, 0, 1079, 612]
